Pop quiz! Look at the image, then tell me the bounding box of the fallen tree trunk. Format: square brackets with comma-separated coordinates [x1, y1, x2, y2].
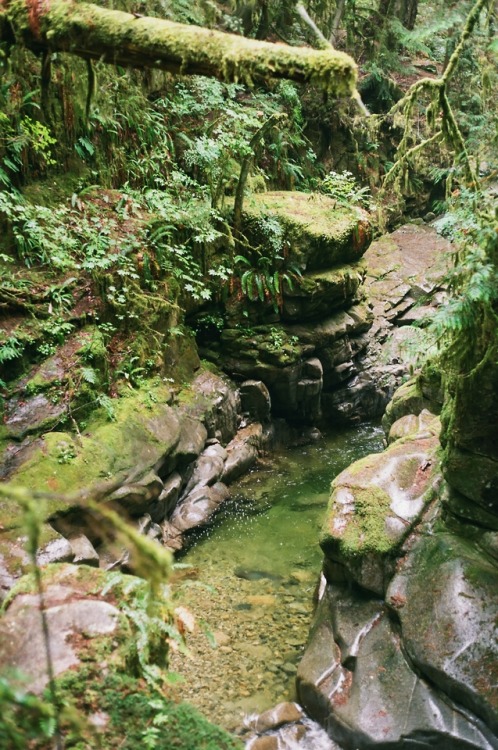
[0, 0, 357, 97]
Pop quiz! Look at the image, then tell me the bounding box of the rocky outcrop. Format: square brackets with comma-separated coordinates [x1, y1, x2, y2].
[200, 220, 449, 429]
[0, 368, 265, 598]
[297, 393, 498, 749]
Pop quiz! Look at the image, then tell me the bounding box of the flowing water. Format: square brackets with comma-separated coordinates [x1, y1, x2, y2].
[169, 423, 384, 744]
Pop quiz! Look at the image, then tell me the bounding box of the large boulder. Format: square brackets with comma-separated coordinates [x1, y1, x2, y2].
[297, 576, 496, 750]
[239, 191, 371, 272]
[320, 427, 442, 595]
[387, 531, 498, 735]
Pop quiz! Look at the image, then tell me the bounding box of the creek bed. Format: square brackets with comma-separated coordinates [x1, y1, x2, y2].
[168, 423, 384, 736]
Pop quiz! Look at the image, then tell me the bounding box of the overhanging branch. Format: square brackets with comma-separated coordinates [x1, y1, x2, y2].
[0, 0, 358, 97]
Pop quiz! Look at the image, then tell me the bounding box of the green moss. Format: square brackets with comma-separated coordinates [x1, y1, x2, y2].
[55, 668, 243, 750]
[6, 0, 356, 97]
[2, 381, 180, 526]
[237, 191, 371, 271]
[337, 485, 393, 557]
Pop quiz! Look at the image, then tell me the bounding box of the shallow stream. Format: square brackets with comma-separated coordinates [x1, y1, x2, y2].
[169, 423, 384, 741]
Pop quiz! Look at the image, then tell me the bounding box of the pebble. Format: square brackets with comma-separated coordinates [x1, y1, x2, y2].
[168, 564, 313, 732]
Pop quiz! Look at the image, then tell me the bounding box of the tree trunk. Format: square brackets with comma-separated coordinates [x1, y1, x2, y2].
[377, 0, 418, 29]
[0, 0, 357, 98]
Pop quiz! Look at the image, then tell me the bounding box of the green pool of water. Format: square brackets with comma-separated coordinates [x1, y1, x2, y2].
[171, 424, 385, 729]
[182, 423, 385, 578]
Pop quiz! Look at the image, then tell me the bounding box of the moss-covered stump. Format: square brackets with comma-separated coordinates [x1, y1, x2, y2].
[386, 532, 498, 737]
[320, 429, 442, 595]
[239, 192, 371, 272]
[0, 563, 242, 749]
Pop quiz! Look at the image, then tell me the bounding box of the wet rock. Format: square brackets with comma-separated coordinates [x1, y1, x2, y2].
[169, 482, 230, 532]
[161, 520, 184, 551]
[152, 471, 182, 522]
[321, 371, 387, 425]
[387, 409, 439, 443]
[180, 443, 227, 498]
[382, 376, 438, 433]
[170, 414, 207, 472]
[68, 533, 99, 566]
[387, 531, 498, 734]
[320, 431, 442, 595]
[299, 587, 495, 749]
[222, 423, 262, 484]
[252, 702, 304, 733]
[0, 565, 120, 694]
[240, 380, 271, 423]
[110, 470, 163, 515]
[246, 736, 279, 750]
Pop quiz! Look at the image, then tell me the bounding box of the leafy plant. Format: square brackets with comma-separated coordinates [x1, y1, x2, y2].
[320, 169, 372, 207]
[0, 333, 24, 364]
[234, 252, 301, 313]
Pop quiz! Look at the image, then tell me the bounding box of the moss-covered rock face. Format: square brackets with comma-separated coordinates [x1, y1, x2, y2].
[239, 192, 371, 272]
[281, 262, 366, 322]
[320, 429, 442, 595]
[0, 383, 180, 528]
[0, 563, 243, 749]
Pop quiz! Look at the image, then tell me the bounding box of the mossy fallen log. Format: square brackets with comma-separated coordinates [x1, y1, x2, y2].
[0, 0, 357, 97]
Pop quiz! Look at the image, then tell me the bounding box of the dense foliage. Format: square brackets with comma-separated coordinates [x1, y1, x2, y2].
[0, 0, 497, 746]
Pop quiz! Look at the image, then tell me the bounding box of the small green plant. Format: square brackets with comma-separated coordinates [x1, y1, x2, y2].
[56, 441, 76, 465]
[0, 334, 24, 364]
[320, 170, 372, 208]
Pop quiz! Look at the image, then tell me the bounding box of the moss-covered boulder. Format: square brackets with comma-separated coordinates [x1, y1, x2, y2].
[381, 375, 439, 433]
[320, 430, 442, 595]
[1, 383, 181, 528]
[280, 262, 366, 322]
[0, 563, 242, 749]
[239, 192, 371, 271]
